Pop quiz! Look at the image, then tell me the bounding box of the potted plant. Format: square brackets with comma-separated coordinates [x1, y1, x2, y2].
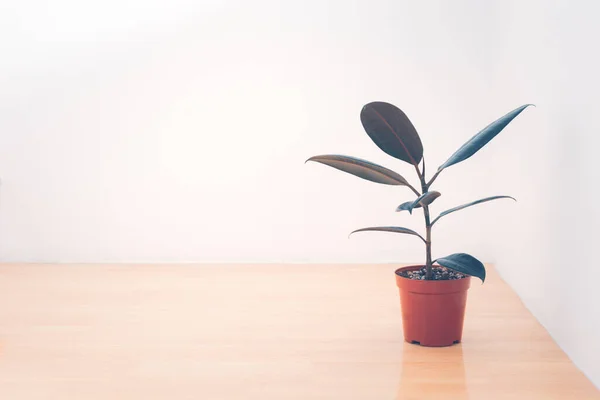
[306, 101, 533, 346]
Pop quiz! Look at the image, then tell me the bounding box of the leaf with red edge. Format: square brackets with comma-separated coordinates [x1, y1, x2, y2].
[360, 102, 423, 167]
[306, 155, 413, 186]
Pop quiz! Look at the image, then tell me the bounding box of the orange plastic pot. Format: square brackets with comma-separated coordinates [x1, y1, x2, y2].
[395, 265, 471, 347]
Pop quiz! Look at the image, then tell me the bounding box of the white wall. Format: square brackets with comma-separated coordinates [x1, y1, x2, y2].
[483, 0, 600, 389]
[1, 0, 598, 390]
[0, 0, 508, 264]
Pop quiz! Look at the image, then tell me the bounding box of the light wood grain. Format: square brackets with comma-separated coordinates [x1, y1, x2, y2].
[0, 264, 597, 399]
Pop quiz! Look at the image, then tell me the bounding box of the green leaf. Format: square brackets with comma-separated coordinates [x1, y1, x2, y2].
[395, 191, 441, 214]
[415, 191, 441, 207]
[360, 102, 424, 167]
[435, 253, 486, 283]
[396, 201, 420, 212]
[306, 155, 412, 186]
[438, 104, 534, 171]
[349, 226, 426, 243]
[431, 195, 516, 225]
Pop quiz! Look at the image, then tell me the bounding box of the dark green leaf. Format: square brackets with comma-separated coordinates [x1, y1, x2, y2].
[438, 104, 534, 171]
[349, 226, 426, 243]
[396, 201, 420, 212]
[431, 195, 516, 225]
[306, 155, 411, 186]
[396, 191, 441, 214]
[360, 102, 424, 166]
[416, 191, 441, 207]
[435, 253, 486, 283]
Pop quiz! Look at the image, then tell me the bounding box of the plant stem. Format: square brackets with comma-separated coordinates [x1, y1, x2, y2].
[419, 168, 433, 279]
[424, 205, 433, 279]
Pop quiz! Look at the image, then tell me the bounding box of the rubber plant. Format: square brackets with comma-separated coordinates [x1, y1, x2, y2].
[306, 102, 532, 346]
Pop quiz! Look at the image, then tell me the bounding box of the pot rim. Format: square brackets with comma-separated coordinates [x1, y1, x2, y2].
[395, 265, 471, 293]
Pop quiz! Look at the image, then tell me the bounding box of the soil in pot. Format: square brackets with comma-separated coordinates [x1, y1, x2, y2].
[397, 265, 466, 281]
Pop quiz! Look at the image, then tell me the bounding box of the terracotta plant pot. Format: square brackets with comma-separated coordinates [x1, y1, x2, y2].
[395, 265, 471, 347]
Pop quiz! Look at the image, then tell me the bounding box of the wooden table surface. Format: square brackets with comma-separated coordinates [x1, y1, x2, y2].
[0, 263, 598, 399]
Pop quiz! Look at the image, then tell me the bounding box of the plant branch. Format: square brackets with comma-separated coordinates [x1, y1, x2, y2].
[414, 163, 422, 180]
[407, 183, 421, 197]
[426, 169, 442, 189]
[403, 163, 423, 197]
